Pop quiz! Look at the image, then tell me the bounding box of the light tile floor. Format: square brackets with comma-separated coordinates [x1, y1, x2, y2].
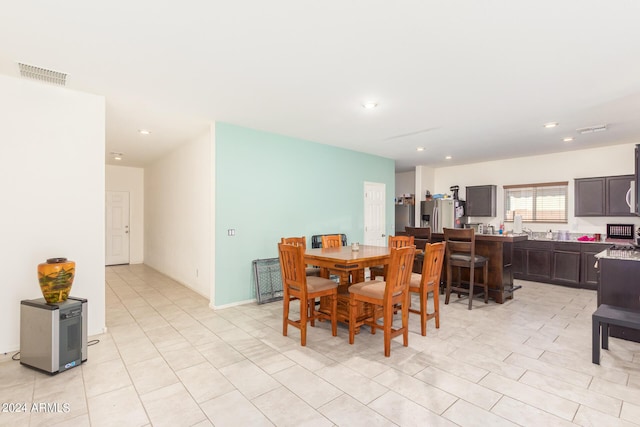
[2, 264, 640, 426]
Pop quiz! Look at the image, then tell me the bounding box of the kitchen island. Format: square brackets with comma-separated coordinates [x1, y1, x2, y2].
[431, 233, 527, 303]
[596, 247, 640, 343]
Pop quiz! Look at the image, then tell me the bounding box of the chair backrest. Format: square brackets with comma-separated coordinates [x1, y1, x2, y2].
[405, 227, 431, 240]
[388, 235, 415, 248]
[281, 236, 307, 249]
[321, 234, 342, 248]
[384, 245, 416, 302]
[278, 243, 307, 297]
[444, 227, 475, 258]
[421, 242, 445, 286]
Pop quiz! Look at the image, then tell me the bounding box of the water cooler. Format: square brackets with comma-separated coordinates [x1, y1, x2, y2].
[20, 297, 87, 374]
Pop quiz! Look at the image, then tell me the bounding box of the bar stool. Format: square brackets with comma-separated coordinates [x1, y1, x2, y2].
[370, 235, 415, 280]
[444, 228, 488, 310]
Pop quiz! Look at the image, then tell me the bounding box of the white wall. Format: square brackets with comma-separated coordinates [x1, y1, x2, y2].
[432, 143, 640, 233]
[395, 171, 415, 198]
[0, 75, 105, 353]
[415, 165, 436, 225]
[144, 125, 214, 298]
[106, 165, 144, 264]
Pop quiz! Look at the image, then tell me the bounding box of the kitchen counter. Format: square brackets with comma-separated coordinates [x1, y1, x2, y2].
[597, 253, 640, 342]
[594, 244, 640, 261]
[431, 232, 526, 303]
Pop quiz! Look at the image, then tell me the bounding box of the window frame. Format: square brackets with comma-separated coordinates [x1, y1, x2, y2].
[503, 181, 569, 223]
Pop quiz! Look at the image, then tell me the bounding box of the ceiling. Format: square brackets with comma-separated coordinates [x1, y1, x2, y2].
[2, 1, 640, 172]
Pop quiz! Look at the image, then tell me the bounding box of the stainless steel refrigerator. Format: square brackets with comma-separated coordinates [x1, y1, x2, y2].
[420, 199, 465, 233]
[395, 204, 415, 234]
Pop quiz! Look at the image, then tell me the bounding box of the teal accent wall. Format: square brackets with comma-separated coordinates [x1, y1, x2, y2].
[215, 123, 395, 306]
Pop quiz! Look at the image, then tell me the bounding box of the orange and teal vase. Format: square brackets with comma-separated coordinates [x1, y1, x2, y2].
[37, 257, 75, 303]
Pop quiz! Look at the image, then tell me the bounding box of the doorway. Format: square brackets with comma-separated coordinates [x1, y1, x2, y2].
[363, 182, 386, 246]
[105, 191, 130, 265]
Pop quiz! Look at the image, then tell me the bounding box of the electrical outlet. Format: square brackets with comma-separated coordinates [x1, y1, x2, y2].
[228, 229, 235, 236]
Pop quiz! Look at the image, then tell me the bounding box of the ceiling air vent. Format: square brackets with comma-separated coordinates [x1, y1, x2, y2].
[18, 63, 67, 86]
[576, 124, 607, 134]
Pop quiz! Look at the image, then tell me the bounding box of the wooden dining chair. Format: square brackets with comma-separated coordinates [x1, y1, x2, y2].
[321, 234, 342, 248]
[348, 245, 416, 357]
[320, 234, 350, 284]
[444, 228, 489, 310]
[281, 237, 320, 277]
[409, 242, 445, 336]
[278, 243, 338, 346]
[370, 235, 415, 281]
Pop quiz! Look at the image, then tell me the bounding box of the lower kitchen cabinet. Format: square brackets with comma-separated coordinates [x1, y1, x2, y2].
[582, 243, 612, 289]
[514, 240, 610, 289]
[551, 247, 581, 285]
[526, 247, 552, 280]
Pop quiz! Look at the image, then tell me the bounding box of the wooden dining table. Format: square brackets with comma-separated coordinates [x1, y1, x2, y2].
[304, 244, 392, 287]
[304, 245, 392, 331]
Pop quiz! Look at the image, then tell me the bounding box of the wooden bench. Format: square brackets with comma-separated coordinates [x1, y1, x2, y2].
[592, 304, 640, 364]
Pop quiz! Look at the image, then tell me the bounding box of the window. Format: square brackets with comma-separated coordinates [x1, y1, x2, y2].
[504, 182, 568, 223]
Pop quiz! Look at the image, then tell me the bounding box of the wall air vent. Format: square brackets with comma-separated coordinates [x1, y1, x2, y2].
[18, 63, 67, 86]
[576, 124, 607, 134]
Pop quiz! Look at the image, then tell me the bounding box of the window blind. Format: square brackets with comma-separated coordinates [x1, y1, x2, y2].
[504, 182, 568, 223]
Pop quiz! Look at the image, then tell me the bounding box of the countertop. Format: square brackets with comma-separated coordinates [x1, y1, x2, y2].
[595, 247, 640, 261]
[431, 232, 527, 242]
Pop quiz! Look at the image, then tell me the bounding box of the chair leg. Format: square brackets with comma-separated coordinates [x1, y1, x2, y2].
[420, 284, 427, 336]
[309, 297, 316, 327]
[331, 293, 337, 337]
[384, 303, 392, 357]
[300, 297, 308, 346]
[483, 263, 489, 303]
[402, 295, 409, 348]
[445, 263, 452, 304]
[283, 293, 290, 337]
[433, 285, 440, 329]
[349, 296, 357, 344]
[468, 264, 474, 310]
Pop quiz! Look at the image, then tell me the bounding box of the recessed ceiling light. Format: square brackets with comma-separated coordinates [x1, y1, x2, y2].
[114, 156, 122, 161]
[445, 155, 452, 160]
[138, 129, 151, 135]
[362, 102, 378, 109]
[416, 147, 425, 152]
[563, 137, 574, 142]
[544, 122, 559, 128]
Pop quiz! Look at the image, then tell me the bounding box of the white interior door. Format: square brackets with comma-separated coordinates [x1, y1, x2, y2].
[106, 191, 130, 265]
[364, 182, 386, 246]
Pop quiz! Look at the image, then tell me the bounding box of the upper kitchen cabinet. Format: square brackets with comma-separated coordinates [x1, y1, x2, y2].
[574, 178, 605, 216]
[606, 175, 635, 216]
[575, 175, 634, 217]
[465, 185, 497, 217]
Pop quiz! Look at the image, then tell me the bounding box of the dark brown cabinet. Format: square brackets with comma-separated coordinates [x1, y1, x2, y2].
[512, 247, 524, 275]
[582, 243, 611, 289]
[514, 240, 553, 280]
[551, 242, 581, 285]
[599, 257, 640, 342]
[575, 178, 605, 216]
[606, 175, 634, 216]
[515, 240, 610, 289]
[465, 185, 497, 217]
[575, 175, 634, 217]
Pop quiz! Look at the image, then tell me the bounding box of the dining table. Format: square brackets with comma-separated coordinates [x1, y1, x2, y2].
[304, 244, 392, 287]
[304, 245, 392, 331]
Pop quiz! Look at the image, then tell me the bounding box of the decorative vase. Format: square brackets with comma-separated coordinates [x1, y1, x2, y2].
[37, 257, 75, 303]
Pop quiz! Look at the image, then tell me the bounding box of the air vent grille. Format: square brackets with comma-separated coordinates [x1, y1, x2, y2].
[18, 63, 67, 86]
[576, 124, 607, 134]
